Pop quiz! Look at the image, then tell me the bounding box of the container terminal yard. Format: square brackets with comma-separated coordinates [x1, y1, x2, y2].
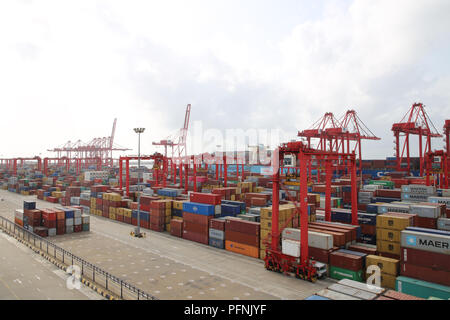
[1, 1, 450, 306]
[0, 101, 449, 302]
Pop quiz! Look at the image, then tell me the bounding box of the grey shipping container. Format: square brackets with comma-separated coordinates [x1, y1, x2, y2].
[378, 204, 410, 214]
[315, 289, 361, 300]
[282, 228, 333, 250]
[327, 283, 378, 300]
[65, 218, 74, 226]
[401, 193, 431, 202]
[437, 218, 450, 231]
[337, 279, 385, 295]
[401, 185, 436, 195]
[66, 226, 74, 233]
[409, 205, 441, 219]
[48, 228, 57, 237]
[209, 228, 225, 240]
[401, 230, 450, 255]
[428, 196, 450, 207]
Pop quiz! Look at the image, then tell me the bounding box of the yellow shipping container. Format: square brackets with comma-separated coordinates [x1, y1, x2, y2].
[366, 255, 399, 276]
[166, 224, 171, 233]
[260, 249, 266, 260]
[165, 208, 172, 216]
[109, 213, 116, 220]
[376, 214, 411, 231]
[260, 219, 292, 230]
[173, 201, 186, 210]
[377, 240, 401, 256]
[260, 228, 272, 240]
[165, 216, 171, 224]
[117, 208, 124, 216]
[123, 208, 132, 218]
[376, 228, 402, 243]
[230, 195, 236, 201]
[380, 273, 397, 289]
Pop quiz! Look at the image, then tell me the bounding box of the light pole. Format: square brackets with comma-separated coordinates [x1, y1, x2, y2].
[134, 127, 145, 237]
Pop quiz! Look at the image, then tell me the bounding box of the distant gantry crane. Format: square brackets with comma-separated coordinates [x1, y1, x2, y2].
[392, 103, 442, 175]
[48, 118, 130, 168]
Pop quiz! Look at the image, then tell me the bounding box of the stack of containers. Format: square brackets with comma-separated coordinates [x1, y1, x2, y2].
[376, 213, 415, 259]
[82, 214, 90, 232]
[64, 207, 74, 234]
[427, 196, 450, 218]
[172, 200, 186, 219]
[358, 212, 377, 245]
[14, 209, 24, 227]
[42, 209, 57, 236]
[395, 276, 450, 300]
[282, 228, 334, 266]
[409, 203, 443, 229]
[182, 201, 215, 244]
[401, 185, 436, 203]
[259, 205, 294, 260]
[329, 250, 365, 282]
[163, 200, 172, 232]
[149, 200, 165, 231]
[56, 209, 65, 235]
[170, 219, 183, 237]
[366, 255, 399, 289]
[209, 218, 226, 249]
[73, 207, 82, 232]
[399, 227, 450, 287]
[225, 218, 260, 258]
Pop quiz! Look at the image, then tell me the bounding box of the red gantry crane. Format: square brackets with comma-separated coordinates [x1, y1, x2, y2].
[392, 103, 442, 175]
[263, 141, 358, 281]
[48, 118, 130, 169]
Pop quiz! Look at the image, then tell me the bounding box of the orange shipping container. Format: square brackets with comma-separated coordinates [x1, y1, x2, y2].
[225, 240, 259, 259]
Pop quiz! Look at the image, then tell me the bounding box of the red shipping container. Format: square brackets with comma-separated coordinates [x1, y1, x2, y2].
[190, 192, 222, 205]
[117, 215, 124, 222]
[182, 212, 213, 226]
[74, 225, 82, 233]
[225, 230, 259, 247]
[225, 218, 259, 236]
[309, 224, 352, 243]
[131, 218, 138, 226]
[139, 220, 149, 229]
[210, 218, 226, 231]
[329, 251, 363, 271]
[416, 216, 437, 229]
[149, 209, 165, 218]
[401, 247, 450, 271]
[150, 201, 166, 209]
[400, 263, 450, 286]
[170, 220, 183, 237]
[183, 221, 209, 234]
[360, 224, 376, 235]
[308, 247, 332, 264]
[379, 252, 400, 260]
[124, 216, 132, 225]
[348, 244, 377, 256]
[150, 215, 165, 225]
[149, 223, 164, 232]
[382, 290, 424, 300]
[182, 229, 208, 245]
[56, 226, 65, 235]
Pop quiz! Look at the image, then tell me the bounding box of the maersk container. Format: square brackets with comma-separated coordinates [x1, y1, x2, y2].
[401, 185, 436, 195]
[378, 204, 410, 214]
[427, 196, 450, 207]
[401, 230, 450, 255]
[396, 276, 450, 300]
[282, 228, 333, 250]
[401, 193, 431, 202]
[327, 283, 377, 300]
[437, 218, 450, 231]
[315, 289, 361, 300]
[182, 202, 215, 216]
[405, 227, 450, 236]
[409, 205, 441, 218]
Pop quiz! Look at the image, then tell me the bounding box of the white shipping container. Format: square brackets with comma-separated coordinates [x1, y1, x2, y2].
[65, 218, 74, 226]
[428, 196, 450, 207]
[315, 289, 360, 300]
[73, 209, 82, 218]
[74, 217, 82, 226]
[15, 209, 24, 219]
[282, 228, 333, 250]
[70, 197, 80, 205]
[409, 205, 441, 218]
[437, 218, 450, 231]
[337, 279, 385, 295]
[327, 284, 378, 300]
[282, 239, 301, 257]
[48, 228, 57, 237]
[81, 215, 90, 224]
[401, 185, 436, 195]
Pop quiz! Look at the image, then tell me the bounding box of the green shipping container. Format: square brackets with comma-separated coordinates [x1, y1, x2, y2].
[329, 266, 364, 282]
[369, 180, 394, 188]
[396, 276, 450, 300]
[82, 224, 90, 232]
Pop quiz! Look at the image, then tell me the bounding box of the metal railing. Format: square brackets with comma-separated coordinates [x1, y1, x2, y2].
[0, 216, 158, 300]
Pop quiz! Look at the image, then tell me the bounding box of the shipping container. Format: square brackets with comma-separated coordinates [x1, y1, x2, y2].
[366, 255, 399, 276]
[315, 289, 360, 300]
[282, 228, 333, 250]
[396, 276, 450, 300]
[401, 230, 450, 255]
[327, 283, 377, 300]
[400, 263, 450, 286]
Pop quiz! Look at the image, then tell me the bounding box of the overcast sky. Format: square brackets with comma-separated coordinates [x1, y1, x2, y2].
[1, 0, 449, 160]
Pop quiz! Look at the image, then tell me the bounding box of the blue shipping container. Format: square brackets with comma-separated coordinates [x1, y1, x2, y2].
[209, 237, 225, 249]
[183, 202, 215, 216]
